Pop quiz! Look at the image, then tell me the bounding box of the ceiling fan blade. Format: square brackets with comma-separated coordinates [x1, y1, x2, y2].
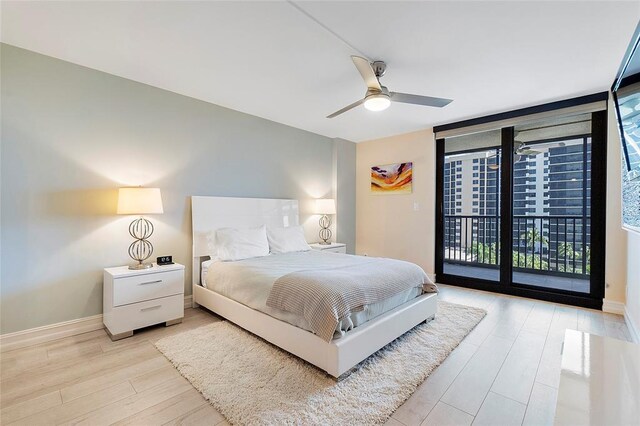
[326, 98, 365, 118]
[390, 92, 453, 108]
[518, 149, 542, 156]
[351, 56, 381, 91]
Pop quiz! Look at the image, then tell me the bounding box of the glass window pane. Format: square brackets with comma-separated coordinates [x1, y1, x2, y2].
[512, 113, 591, 293]
[443, 129, 501, 282]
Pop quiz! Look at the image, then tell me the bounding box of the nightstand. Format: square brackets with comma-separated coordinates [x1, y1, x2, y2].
[103, 263, 185, 340]
[309, 242, 347, 254]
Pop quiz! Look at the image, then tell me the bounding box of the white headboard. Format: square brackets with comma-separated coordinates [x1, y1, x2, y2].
[191, 196, 300, 287]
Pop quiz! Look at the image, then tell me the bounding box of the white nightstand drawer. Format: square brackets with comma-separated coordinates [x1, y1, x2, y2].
[322, 246, 346, 254]
[113, 269, 183, 306]
[108, 294, 184, 335]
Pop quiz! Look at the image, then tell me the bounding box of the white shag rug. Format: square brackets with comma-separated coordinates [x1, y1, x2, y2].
[155, 301, 485, 425]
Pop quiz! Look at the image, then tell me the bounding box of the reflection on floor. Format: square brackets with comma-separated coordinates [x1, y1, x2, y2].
[444, 263, 589, 293]
[554, 330, 640, 425]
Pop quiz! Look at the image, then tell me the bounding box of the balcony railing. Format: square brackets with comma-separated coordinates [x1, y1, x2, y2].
[444, 215, 590, 277]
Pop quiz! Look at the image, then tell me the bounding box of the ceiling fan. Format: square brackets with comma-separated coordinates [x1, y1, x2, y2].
[487, 142, 543, 170]
[514, 141, 542, 156]
[327, 56, 453, 118]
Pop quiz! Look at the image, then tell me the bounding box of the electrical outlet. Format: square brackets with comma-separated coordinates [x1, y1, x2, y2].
[413, 201, 420, 211]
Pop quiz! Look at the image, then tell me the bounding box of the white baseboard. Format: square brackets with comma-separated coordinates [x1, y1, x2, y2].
[1, 295, 194, 353]
[0, 314, 104, 353]
[602, 299, 625, 315]
[625, 307, 640, 344]
[602, 299, 639, 344]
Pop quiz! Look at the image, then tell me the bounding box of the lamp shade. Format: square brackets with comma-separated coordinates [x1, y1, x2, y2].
[314, 198, 336, 215]
[117, 187, 164, 215]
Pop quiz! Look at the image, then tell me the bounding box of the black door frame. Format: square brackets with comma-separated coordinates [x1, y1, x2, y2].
[434, 94, 608, 310]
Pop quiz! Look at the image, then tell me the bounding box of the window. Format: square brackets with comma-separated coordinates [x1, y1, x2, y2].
[437, 95, 605, 308]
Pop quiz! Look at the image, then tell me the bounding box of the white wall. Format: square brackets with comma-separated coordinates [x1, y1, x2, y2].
[605, 98, 628, 306]
[355, 129, 436, 278]
[625, 233, 640, 341]
[607, 98, 640, 340]
[0, 44, 356, 334]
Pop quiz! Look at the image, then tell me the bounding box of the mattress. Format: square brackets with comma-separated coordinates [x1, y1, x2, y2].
[202, 251, 423, 339]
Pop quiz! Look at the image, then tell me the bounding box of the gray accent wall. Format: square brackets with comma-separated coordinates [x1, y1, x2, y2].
[334, 138, 356, 254]
[0, 44, 355, 334]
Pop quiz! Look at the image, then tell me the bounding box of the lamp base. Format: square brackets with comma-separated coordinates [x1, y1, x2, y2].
[318, 214, 333, 246]
[128, 262, 153, 270]
[127, 217, 155, 270]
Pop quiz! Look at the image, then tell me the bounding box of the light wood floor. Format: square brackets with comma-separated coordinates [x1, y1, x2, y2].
[0, 285, 633, 426]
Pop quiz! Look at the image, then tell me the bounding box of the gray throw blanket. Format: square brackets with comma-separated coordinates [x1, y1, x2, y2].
[266, 257, 437, 342]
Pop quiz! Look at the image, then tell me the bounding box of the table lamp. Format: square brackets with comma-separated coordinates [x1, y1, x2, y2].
[314, 199, 336, 245]
[117, 187, 164, 270]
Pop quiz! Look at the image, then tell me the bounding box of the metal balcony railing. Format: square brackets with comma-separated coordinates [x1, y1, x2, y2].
[444, 215, 590, 277]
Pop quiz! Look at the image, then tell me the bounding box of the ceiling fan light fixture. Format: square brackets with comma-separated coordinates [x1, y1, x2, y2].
[364, 93, 391, 112]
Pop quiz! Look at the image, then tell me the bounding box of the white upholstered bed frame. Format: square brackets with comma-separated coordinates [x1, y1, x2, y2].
[191, 196, 438, 377]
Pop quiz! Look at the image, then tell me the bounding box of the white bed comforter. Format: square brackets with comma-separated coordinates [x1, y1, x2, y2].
[204, 251, 425, 338]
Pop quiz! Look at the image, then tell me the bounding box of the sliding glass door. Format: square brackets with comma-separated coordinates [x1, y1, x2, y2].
[511, 115, 592, 294]
[435, 96, 607, 309]
[441, 130, 501, 283]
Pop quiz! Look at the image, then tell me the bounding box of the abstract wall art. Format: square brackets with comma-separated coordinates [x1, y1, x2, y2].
[371, 162, 413, 194]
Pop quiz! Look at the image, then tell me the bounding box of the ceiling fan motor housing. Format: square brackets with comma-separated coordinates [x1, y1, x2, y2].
[366, 86, 390, 97]
[371, 60, 387, 77]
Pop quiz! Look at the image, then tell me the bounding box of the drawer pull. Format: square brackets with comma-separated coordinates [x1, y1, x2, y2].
[140, 305, 162, 312]
[139, 280, 162, 286]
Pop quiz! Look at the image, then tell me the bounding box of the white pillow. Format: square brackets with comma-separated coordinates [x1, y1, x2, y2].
[267, 225, 311, 254]
[214, 225, 270, 261]
[206, 230, 219, 260]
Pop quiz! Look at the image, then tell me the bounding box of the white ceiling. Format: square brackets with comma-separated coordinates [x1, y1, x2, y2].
[1, 1, 639, 142]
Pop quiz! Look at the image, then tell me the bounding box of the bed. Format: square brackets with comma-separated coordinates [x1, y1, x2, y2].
[191, 196, 438, 377]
